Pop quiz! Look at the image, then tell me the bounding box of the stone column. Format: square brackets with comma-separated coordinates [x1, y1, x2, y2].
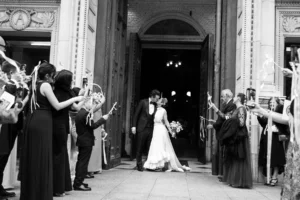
[259, 0, 277, 97]
[54, 0, 77, 71]
[94, 0, 109, 87]
[235, 0, 276, 182]
[224, 0, 237, 92]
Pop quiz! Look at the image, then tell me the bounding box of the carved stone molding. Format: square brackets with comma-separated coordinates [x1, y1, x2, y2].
[282, 16, 300, 32]
[0, 7, 56, 30]
[276, 8, 300, 94]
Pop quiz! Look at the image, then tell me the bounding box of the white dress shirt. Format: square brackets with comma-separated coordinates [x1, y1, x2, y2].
[149, 98, 154, 115]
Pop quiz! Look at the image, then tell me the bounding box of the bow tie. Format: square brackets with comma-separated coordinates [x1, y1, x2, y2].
[150, 102, 156, 106]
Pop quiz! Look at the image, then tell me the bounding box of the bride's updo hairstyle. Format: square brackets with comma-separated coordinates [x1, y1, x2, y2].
[161, 98, 168, 108]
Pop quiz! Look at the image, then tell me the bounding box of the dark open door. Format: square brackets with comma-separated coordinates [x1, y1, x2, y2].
[126, 33, 142, 160]
[198, 34, 214, 164]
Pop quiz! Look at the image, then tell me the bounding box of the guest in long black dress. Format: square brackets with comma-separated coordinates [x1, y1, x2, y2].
[257, 97, 289, 186]
[52, 70, 87, 197]
[20, 63, 84, 200]
[218, 93, 253, 188]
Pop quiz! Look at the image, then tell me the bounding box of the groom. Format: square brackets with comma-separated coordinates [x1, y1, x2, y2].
[131, 89, 160, 171]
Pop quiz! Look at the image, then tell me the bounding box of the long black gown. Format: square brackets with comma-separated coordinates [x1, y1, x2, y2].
[219, 106, 253, 188]
[20, 81, 53, 200]
[52, 87, 73, 194]
[257, 104, 288, 177]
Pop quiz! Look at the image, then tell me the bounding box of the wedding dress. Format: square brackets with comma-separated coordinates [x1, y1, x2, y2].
[143, 107, 190, 172]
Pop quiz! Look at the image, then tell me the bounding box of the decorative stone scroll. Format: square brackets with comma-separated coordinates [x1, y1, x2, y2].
[282, 16, 300, 32]
[0, 8, 55, 30]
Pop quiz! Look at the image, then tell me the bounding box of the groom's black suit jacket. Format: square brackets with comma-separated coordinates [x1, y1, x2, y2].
[133, 99, 156, 133]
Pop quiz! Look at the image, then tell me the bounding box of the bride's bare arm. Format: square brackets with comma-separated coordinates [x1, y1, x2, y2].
[163, 110, 172, 133]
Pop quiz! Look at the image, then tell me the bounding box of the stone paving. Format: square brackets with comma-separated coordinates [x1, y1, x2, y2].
[9, 158, 281, 200]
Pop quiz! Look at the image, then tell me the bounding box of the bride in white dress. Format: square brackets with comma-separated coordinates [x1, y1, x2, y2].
[144, 98, 190, 172]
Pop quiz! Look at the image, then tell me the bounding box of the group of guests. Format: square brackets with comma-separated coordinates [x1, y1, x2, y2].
[207, 90, 253, 188]
[207, 59, 299, 200]
[0, 52, 110, 199]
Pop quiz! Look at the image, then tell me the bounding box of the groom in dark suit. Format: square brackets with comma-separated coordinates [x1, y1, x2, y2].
[132, 89, 160, 171]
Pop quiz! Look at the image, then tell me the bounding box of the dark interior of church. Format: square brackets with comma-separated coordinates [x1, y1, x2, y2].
[140, 48, 201, 157]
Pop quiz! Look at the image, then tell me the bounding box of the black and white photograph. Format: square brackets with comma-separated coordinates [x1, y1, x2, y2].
[0, 0, 299, 200]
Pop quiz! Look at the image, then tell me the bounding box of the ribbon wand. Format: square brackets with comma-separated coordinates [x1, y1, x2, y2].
[207, 92, 213, 109]
[0, 50, 20, 73]
[108, 102, 118, 115]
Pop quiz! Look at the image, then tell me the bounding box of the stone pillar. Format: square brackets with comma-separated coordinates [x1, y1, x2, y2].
[94, 0, 109, 88]
[224, 0, 237, 92]
[55, 0, 98, 87]
[54, 0, 77, 71]
[235, 0, 276, 182]
[259, 0, 277, 97]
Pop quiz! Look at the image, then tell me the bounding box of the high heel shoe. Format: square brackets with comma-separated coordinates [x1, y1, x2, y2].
[270, 178, 278, 186]
[53, 193, 65, 197]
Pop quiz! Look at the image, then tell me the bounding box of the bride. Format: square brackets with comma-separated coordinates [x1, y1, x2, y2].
[143, 98, 190, 172]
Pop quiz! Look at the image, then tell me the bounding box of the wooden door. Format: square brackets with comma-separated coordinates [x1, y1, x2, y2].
[125, 33, 142, 160]
[198, 34, 214, 164]
[104, 0, 128, 169]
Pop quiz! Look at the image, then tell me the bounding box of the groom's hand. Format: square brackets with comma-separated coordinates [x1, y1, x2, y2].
[131, 127, 136, 134]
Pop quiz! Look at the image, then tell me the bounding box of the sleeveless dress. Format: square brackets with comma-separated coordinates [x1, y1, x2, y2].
[52, 87, 73, 194]
[143, 107, 190, 172]
[20, 81, 53, 200]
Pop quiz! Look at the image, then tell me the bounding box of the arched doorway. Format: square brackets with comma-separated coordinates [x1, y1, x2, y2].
[124, 12, 214, 164]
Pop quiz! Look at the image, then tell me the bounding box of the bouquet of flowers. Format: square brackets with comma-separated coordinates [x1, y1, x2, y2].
[169, 121, 183, 138]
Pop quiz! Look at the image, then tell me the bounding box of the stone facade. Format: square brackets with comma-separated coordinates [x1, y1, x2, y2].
[128, 0, 216, 38]
[0, 0, 98, 87]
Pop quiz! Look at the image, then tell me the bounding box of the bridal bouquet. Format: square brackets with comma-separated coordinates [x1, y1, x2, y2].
[170, 121, 183, 138]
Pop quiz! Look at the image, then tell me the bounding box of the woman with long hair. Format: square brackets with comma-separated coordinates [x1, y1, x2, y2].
[52, 70, 87, 196]
[257, 97, 289, 186]
[218, 93, 253, 188]
[20, 63, 84, 200]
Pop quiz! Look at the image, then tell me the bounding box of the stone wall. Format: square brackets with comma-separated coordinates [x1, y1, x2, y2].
[127, 0, 216, 37]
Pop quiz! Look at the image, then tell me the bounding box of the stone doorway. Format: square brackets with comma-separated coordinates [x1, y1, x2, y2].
[125, 14, 214, 164]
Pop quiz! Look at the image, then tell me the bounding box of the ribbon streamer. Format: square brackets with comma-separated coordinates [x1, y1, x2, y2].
[30, 61, 41, 113]
[102, 129, 108, 165]
[207, 92, 213, 109]
[266, 110, 273, 185]
[0, 50, 20, 73]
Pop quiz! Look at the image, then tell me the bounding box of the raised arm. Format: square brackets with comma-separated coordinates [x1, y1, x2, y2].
[250, 103, 289, 125]
[211, 102, 234, 120]
[41, 82, 83, 111]
[71, 88, 90, 111]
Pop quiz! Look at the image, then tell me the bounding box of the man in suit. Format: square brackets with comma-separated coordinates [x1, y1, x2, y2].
[131, 89, 160, 171]
[207, 89, 236, 180]
[73, 96, 109, 191]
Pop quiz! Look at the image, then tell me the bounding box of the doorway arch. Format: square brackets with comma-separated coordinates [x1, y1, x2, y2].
[138, 11, 206, 43]
[125, 12, 214, 164]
